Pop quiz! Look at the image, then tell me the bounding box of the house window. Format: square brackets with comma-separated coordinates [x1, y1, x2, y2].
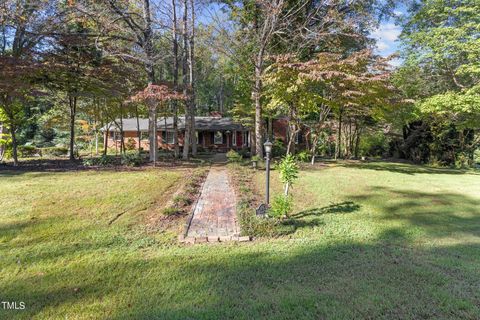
[113, 132, 122, 141]
[109, 131, 115, 140]
[141, 132, 149, 140]
[295, 132, 302, 144]
[232, 131, 237, 146]
[214, 131, 223, 144]
[162, 131, 174, 144]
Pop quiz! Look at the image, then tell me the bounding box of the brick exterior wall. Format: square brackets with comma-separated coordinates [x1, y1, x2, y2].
[272, 118, 289, 144]
[105, 130, 249, 152]
[271, 118, 309, 151]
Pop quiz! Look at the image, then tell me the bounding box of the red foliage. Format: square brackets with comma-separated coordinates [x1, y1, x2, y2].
[129, 82, 186, 107]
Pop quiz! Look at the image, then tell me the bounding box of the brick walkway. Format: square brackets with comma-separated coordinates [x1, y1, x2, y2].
[186, 167, 239, 239]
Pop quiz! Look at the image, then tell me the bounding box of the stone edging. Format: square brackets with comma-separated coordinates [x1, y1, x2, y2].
[178, 235, 251, 244]
[182, 167, 209, 239]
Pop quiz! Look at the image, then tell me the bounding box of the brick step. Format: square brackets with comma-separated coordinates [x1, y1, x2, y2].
[178, 235, 251, 244]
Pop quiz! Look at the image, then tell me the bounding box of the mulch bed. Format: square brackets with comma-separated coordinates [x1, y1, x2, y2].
[0, 158, 205, 173]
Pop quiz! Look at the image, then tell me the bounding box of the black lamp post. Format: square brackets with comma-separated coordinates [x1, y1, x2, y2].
[264, 140, 273, 205]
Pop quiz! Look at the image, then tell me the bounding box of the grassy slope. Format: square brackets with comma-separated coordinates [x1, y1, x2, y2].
[1, 162, 480, 319]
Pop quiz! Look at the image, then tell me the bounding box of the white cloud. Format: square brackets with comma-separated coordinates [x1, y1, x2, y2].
[376, 41, 389, 51]
[388, 58, 403, 68]
[371, 23, 401, 42]
[393, 10, 404, 17]
[371, 22, 402, 56]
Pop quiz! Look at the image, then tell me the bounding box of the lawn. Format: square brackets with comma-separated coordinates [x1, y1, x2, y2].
[1, 162, 479, 319]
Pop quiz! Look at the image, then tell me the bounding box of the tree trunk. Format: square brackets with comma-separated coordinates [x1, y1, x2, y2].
[10, 123, 18, 166]
[253, 60, 263, 158]
[103, 125, 109, 156]
[0, 122, 4, 161]
[69, 95, 76, 161]
[94, 130, 98, 156]
[135, 105, 141, 152]
[143, 0, 155, 83]
[182, 0, 190, 160]
[119, 103, 126, 154]
[250, 131, 255, 155]
[286, 129, 297, 155]
[284, 182, 290, 197]
[305, 130, 310, 153]
[149, 106, 158, 164]
[268, 117, 273, 141]
[143, 0, 157, 162]
[286, 107, 297, 155]
[93, 99, 98, 156]
[172, 0, 180, 158]
[354, 128, 361, 159]
[310, 135, 319, 165]
[346, 126, 351, 156]
[219, 82, 224, 113]
[335, 109, 343, 160]
[189, 0, 197, 156]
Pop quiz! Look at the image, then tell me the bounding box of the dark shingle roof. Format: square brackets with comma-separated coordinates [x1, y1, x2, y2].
[102, 116, 246, 132]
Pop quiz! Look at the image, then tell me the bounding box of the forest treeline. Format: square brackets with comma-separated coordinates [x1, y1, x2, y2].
[0, 0, 478, 167]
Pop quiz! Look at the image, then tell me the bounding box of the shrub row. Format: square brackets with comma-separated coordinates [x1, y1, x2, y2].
[229, 164, 281, 237]
[82, 155, 117, 166]
[226, 150, 242, 163]
[162, 169, 208, 216]
[82, 152, 146, 167]
[17, 146, 68, 158]
[41, 147, 69, 157]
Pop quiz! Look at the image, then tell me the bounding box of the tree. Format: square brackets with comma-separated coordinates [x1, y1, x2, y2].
[171, 0, 181, 158]
[264, 54, 322, 155]
[213, 0, 396, 158]
[209, 0, 295, 157]
[0, 0, 60, 165]
[188, 0, 197, 157]
[130, 83, 185, 165]
[270, 153, 299, 218]
[182, 0, 191, 160]
[75, 0, 161, 161]
[45, 22, 111, 160]
[398, 0, 480, 162]
[264, 50, 394, 159]
[0, 58, 34, 165]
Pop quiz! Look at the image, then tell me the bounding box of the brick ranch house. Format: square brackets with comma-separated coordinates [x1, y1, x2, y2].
[103, 115, 306, 153]
[103, 116, 252, 152]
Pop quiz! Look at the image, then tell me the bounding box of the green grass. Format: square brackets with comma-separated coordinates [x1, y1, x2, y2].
[1, 162, 480, 319]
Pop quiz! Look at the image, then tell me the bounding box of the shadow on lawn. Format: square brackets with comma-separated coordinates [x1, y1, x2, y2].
[4, 229, 478, 319]
[1, 191, 480, 319]
[120, 225, 480, 319]
[276, 202, 360, 235]
[352, 186, 480, 238]
[337, 161, 479, 176]
[0, 220, 35, 243]
[293, 201, 361, 219]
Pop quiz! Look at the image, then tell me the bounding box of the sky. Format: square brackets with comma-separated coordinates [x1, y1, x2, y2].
[370, 7, 407, 67]
[199, 3, 406, 67]
[372, 21, 402, 57]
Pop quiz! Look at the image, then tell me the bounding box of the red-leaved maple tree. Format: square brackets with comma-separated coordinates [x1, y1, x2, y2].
[130, 82, 186, 164]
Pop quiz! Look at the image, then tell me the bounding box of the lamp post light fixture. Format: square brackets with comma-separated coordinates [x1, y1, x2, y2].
[264, 139, 273, 205]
